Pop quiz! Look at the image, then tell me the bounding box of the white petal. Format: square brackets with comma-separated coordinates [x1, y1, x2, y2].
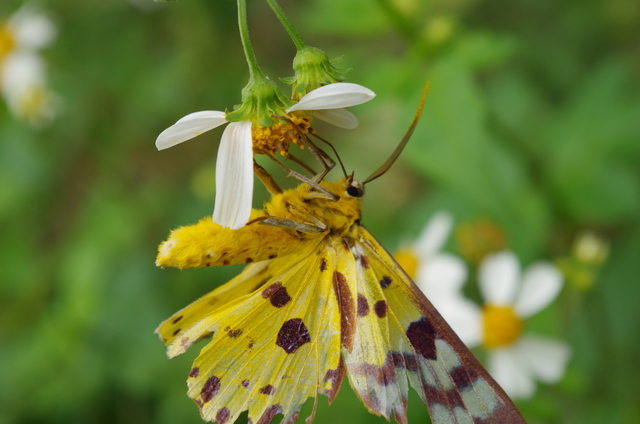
[479, 251, 520, 306]
[488, 347, 536, 399]
[155, 111, 227, 150]
[416, 253, 467, 297]
[514, 262, 563, 318]
[0, 53, 45, 95]
[10, 8, 56, 49]
[413, 211, 454, 260]
[286, 83, 375, 112]
[517, 335, 571, 383]
[435, 298, 483, 347]
[213, 121, 254, 229]
[311, 108, 358, 129]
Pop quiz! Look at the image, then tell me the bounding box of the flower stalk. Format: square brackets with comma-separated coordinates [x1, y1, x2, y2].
[264, 0, 306, 50]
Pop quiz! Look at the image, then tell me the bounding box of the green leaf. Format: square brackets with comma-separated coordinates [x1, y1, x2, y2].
[405, 57, 550, 259]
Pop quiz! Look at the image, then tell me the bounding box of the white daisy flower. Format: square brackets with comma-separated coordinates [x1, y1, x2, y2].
[428, 250, 571, 399]
[1, 5, 57, 126]
[155, 82, 375, 230]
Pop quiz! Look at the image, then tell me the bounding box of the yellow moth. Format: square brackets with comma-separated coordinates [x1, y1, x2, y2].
[155, 84, 526, 424]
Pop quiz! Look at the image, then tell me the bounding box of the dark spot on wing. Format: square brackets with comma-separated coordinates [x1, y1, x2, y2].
[200, 376, 221, 403]
[276, 318, 310, 354]
[357, 293, 370, 317]
[406, 318, 438, 360]
[172, 315, 183, 324]
[320, 258, 327, 272]
[450, 366, 476, 390]
[216, 407, 231, 424]
[172, 328, 181, 336]
[223, 260, 230, 266]
[262, 282, 291, 308]
[225, 327, 243, 338]
[180, 336, 191, 350]
[242, 379, 250, 388]
[333, 271, 355, 351]
[347, 352, 397, 386]
[259, 384, 275, 395]
[323, 357, 346, 402]
[269, 254, 277, 259]
[374, 300, 387, 318]
[262, 281, 283, 299]
[246, 257, 254, 263]
[270, 287, 291, 308]
[445, 387, 465, 409]
[256, 404, 282, 424]
[189, 367, 200, 378]
[380, 276, 392, 289]
[360, 255, 370, 269]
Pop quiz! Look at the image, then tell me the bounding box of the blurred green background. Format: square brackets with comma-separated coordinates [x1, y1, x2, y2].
[1, 0, 639, 423]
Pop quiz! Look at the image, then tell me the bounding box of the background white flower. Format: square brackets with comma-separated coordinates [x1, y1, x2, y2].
[1, 5, 57, 126]
[427, 250, 571, 399]
[155, 82, 375, 230]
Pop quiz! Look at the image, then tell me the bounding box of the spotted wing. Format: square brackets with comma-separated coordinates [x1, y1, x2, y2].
[347, 227, 526, 424]
[170, 239, 347, 424]
[156, 260, 273, 348]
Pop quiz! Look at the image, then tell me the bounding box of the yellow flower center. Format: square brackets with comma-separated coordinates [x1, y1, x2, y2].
[0, 24, 16, 64]
[455, 219, 508, 264]
[394, 248, 419, 280]
[482, 305, 523, 349]
[252, 111, 313, 156]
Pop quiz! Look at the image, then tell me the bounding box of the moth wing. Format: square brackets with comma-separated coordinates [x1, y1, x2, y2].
[184, 240, 346, 424]
[156, 260, 274, 350]
[337, 237, 410, 424]
[348, 227, 526, 424]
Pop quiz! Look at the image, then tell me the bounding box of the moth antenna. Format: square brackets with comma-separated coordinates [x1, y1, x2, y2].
[308, 132, 348, 179]
[363, 81, 430, 185]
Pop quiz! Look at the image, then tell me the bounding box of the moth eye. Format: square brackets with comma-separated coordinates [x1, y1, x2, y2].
[347, 185, 364, 198]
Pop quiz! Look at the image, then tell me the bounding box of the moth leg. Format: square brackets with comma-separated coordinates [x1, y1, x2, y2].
[285, 152, 317, 176]
[301, 134, 335, 183]
[308, 131, 349, 180]
[259, 216, 327, 234]
[272, 114, 336, 184]
[259, 150, 339, 201]
[253, 160, 282, 196]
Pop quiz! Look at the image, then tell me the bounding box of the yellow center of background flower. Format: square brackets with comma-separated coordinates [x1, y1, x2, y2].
[482, 304, 523, 349]
[0, 24, 15, 64]
[455, 219, 507, 264]
[252, 112, 313, 156]
[394, 248, 418, 280]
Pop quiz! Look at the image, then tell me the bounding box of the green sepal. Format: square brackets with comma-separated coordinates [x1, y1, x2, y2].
[225, 76, 293, 126]
[284, 46, 351, 100]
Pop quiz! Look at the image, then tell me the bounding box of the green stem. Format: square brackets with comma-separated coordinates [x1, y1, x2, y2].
[264, 0, 307, 50]
[237, 0, 264, 79]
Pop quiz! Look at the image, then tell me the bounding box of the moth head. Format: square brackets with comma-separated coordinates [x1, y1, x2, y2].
[345, 176, 365, 198]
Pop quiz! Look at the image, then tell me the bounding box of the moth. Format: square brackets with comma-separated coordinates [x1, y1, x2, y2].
[155, 85, 526, 424]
